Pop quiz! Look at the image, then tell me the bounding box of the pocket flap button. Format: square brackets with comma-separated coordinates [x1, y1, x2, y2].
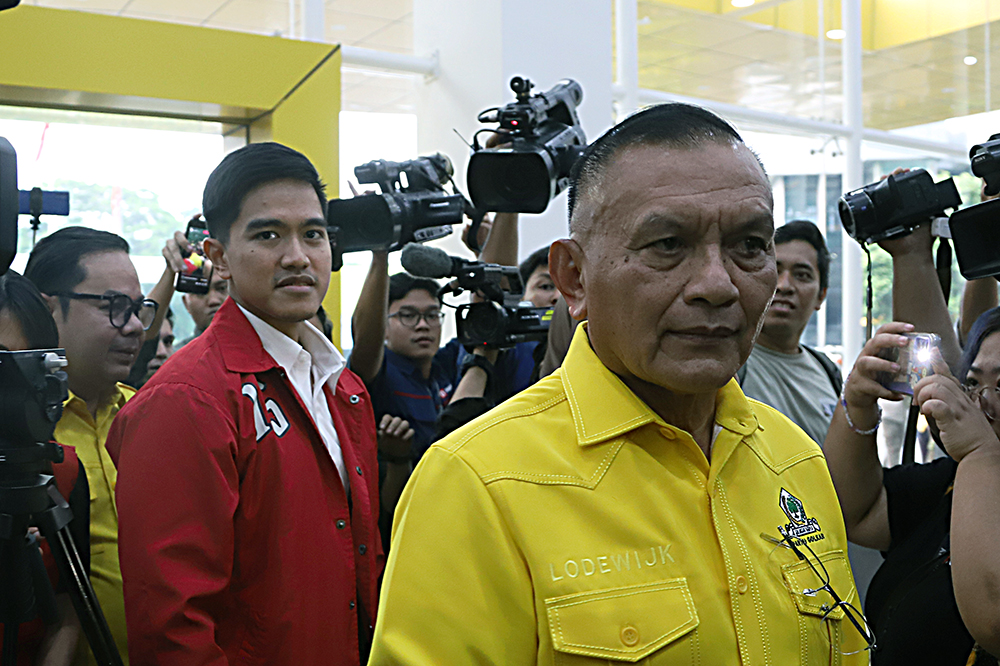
[620, 626, 640, 647]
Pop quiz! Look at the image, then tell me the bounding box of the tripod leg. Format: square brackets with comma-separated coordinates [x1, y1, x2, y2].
[46, 527, 123, 666]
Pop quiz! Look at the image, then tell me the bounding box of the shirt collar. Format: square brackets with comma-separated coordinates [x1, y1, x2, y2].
[560, 324, 758, 446]
[64, 383, 133, 422]
[237, 304, 346, 389]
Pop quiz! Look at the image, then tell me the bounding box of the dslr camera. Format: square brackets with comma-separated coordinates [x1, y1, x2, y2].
[400, 243, 551, 348]
[467, 76, 587, 214]
[838, 168, 961, 245]
[326, 153, 467, 270]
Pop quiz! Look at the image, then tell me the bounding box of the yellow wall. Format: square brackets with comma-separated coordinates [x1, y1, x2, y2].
[0, 5, 343, 343]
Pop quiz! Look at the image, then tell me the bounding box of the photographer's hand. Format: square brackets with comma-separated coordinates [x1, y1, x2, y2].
[913, 354, 998, 463]
[378, 414, 414, 460]
[824, 321, 913, 551]
[378, 414, 414, 511]
[162, 230, 193, 274]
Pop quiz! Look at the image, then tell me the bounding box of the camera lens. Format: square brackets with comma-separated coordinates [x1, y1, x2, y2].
[838, 190, 875, 242]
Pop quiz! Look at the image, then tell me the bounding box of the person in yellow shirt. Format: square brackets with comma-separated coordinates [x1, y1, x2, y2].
[24, 226, 159, 666]
[371, 103, 870, 665]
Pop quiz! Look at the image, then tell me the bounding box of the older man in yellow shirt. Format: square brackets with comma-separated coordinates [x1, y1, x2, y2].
[371, 104, 868, 665]
[25, 226, 156, 666]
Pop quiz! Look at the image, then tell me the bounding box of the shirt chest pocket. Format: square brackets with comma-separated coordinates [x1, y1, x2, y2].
[781, 550, 865, 663]
[545, 579, 699, 665]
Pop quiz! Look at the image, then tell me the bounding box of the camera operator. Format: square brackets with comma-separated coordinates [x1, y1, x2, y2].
[0, 271, 89, 666]
[22, 225, 153, 666]
[371, 103, 867, 664]
[958, 183, 1000, 346]
[824, 172, 1000, 664]
[106, 142, 381, 666]
[826, 315, 1000, 665]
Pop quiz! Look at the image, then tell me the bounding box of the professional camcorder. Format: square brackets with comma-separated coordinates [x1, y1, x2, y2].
[949, 133, 1000, 279]
[0, 135, 123, 665]
[970, 133, 1000, 196]
[467, 77, 587, 214]
[326, 153, 468, 271]
[400, 243, 552, 348]
[838, 168, 962, 245]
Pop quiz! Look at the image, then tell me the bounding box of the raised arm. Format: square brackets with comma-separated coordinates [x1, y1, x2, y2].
[878, 223, 961, 369]
[824, 322, 913, 550]
[349, 250, 389, 384]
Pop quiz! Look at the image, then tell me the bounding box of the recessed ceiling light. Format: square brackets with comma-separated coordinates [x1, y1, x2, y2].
[732, 0, 755, 7]
[826, 29, 846, 40]
[965, 56, 979, 65]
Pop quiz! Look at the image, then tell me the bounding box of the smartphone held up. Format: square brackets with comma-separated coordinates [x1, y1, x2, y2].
[175, 215, 212, 294]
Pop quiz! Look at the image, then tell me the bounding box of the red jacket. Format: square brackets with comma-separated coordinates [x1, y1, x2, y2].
[107, 300, 383, 666]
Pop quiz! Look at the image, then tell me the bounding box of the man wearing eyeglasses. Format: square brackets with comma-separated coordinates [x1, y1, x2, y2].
[24, 225, 157, 666]
[350, 263, 461, 463]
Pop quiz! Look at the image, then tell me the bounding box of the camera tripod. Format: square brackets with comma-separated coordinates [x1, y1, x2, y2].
[0, 439, 123, 666]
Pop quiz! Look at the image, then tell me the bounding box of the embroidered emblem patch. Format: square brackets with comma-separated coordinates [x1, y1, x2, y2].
[778, 488, 822, 538]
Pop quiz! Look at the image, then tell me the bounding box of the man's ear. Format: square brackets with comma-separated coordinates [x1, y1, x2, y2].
[204, 238, 231, 280]
[549, 239, 587, 321]
[40, 293, 59, 318]
[815, 286, 828, 311]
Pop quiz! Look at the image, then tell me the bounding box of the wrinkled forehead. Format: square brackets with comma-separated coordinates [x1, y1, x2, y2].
[578, 142, 773, 243]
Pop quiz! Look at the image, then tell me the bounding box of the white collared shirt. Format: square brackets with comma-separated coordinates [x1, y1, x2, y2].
[238, 304, 350, 492]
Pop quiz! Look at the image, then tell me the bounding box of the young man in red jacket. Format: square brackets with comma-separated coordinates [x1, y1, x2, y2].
[106, 142, 382, 665]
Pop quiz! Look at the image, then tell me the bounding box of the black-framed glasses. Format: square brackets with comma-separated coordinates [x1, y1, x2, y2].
[962, 384, 1000, 421]
[54, 292, 158, 331]
[762, 531, 877, 654]
[388, 308, 445, 328]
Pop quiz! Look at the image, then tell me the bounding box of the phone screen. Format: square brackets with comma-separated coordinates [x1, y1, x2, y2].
[176, 222, 212, 294]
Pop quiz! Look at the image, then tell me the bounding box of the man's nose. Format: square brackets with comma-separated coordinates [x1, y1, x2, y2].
[413, 315, 431, 330]
[281, 237, 310, 268]
[120, 311, 145, 337]
[775, 269, 794, 293]
[684, 246, 740, 306]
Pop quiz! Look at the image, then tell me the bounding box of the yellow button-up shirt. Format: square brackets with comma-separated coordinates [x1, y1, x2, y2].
[372, 326, 865, 665]
[56, 383, 134, 666]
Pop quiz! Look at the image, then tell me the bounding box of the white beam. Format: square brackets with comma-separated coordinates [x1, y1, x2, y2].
[615, 0, 639, 119]
[303, 0, 325, 42]
[340, 46, 439, 78]
[624, 86, 967, 159]
[842, 0, 864, 365]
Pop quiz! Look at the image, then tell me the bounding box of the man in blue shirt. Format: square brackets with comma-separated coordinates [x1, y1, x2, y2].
[350, 255, 461, 461]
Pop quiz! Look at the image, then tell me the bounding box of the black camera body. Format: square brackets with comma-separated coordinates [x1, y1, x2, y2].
[326, 153, 467, 270]
[399, 243, 552, 348]
[839, 169, 961, 244]
[0, 350, 68, 446]
[467, 77, 587, 214]
[971, 133, 1000, 197]
[1, 137, 17, 276]
[456, 300, 552, 348]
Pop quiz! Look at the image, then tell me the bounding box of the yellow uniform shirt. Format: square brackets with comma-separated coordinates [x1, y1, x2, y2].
[372, 327, 866, 665]
[56, 383, 134, 666]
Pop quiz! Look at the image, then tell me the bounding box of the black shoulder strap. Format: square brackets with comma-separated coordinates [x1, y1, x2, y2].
[803, 345, 842, 395]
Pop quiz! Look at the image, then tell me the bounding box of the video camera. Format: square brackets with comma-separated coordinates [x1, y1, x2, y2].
[467, 77, 587, 214]
[838, 168, 962, 245]
[326, 153, 468, 271]
[400, 243, 551, 348]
